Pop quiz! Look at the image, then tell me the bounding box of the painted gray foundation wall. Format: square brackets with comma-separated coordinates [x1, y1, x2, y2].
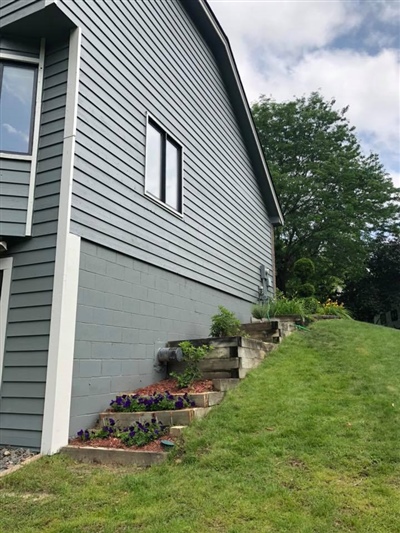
[69, 240, 253, 436]
[0, 36, 41, 238]
[58, 0, 274, 302]
[0, 40, 68, 450]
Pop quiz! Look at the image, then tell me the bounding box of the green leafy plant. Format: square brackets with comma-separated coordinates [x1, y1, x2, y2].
[251, 303, 270, 320]
[170, 341, 212, 388]
[269, 297, 305, 317]
[319, 299, 353, 319]
[210, 306, 242, 337]
[77, 417, 167, 448]
[252, 294, 305, 319]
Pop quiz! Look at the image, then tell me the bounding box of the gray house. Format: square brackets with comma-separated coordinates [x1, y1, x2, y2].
[0, 0, 283, 454]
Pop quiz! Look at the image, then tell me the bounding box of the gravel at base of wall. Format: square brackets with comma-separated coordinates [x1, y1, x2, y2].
[1, 448, 37, 472]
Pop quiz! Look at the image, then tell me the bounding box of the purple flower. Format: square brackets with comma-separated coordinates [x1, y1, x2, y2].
[77, 429, 84, 438]
[129, 431, 135, 438]
[175, 399, 184, 409]
[109, 418, 115, 426]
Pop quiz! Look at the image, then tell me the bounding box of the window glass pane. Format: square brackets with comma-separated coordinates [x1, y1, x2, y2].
[0, 64, 36, 154]
[165, 139, 180, 210]
[146, 123, 162, 199]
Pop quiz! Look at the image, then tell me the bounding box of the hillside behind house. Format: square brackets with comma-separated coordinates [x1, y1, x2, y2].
[1, 320, 399, 532]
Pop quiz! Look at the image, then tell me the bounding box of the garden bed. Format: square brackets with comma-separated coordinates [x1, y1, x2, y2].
[130, 378, 214, 395]
[69, 436, 176, 453]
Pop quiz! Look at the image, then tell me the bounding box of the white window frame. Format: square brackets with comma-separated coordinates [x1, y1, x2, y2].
[0, 256, 13, 390]
[0, 41, 45, 235]
[144, 112, 184, 218]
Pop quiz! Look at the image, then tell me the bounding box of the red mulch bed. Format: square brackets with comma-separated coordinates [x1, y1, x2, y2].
[130, 378, 214, 395]
[69, 436, 176, 453]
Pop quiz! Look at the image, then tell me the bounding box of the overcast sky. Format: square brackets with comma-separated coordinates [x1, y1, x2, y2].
[209, 0, 400, 189]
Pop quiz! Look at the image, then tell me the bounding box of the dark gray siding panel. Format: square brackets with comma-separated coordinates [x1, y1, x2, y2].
[70, 241, 254, 436]
[0, 40, 68, 450]
[0, 0, 45, 28]
[0, 34, 40, 56]
[0, 36, 40, 238]
[60, 0, 274, 302]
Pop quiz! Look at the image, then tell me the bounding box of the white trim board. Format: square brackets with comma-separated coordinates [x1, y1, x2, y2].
[0, 257, 13, 392]
[41, 27, 82, 455]
[0, 52, 40, 63]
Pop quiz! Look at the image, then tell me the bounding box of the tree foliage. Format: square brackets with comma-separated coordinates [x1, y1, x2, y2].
[252, 92, 400, 297]
[340, 236, 400, 322]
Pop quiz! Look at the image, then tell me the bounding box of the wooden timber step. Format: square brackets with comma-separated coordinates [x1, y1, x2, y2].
[212, 378, 240, 392]
[60, 446, 167, 466]
[169, 357, 240, 380]
[169, 425, 186, 437]
[98, 407, 212, 427]
[118, 391, 225, 409]
[170, 391, 225, 408]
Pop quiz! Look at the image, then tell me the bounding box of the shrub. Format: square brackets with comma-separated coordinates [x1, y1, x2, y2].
[170, 341, 212, 388]
[293, 258, 315, 282]
[210, 306, 242, 337]
[297, 282, 315, 297]
[302, 296, 320, 315]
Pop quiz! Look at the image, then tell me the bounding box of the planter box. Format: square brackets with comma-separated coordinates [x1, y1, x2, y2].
[60, 446, 167, 466]
[99, 407, 212, 427]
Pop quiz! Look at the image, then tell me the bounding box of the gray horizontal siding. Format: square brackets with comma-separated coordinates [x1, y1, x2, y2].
[0, 40, 68, 450]
[60, 0, 274, 302]
[0, 35, 40, 238]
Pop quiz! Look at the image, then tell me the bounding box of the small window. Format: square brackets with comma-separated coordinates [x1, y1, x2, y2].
[390, 309, 398, 322]
[145, 117, 183, 213]
[0, 62, 37, 154]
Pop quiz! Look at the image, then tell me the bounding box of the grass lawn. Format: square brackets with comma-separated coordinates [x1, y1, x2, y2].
[1, 320, 399, 532]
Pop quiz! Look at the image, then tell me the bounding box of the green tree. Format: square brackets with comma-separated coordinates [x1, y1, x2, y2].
[340, 236, 400, 322]
[252, 92, 400, 296]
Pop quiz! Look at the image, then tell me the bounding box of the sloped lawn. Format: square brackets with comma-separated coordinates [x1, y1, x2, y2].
[1, 320, 399, 532]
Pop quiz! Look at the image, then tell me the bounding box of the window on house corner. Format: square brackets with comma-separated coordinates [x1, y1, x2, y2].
[0, 62, 37, 155]
[145, 117, 183, 213]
